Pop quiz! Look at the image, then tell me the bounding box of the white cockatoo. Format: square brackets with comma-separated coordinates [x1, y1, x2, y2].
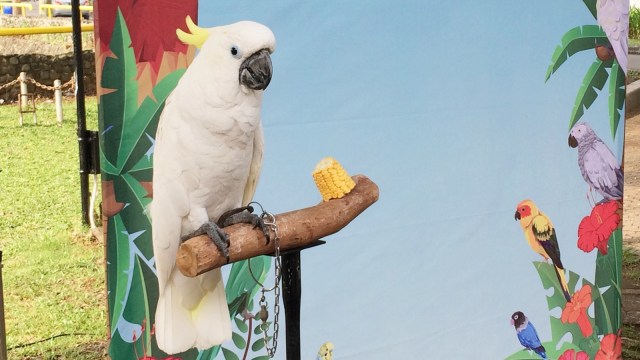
[596, 0, 629, 74]
[151, 18, 275, 355]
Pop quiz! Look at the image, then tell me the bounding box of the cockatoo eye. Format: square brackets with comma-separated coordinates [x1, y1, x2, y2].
[230, 45, 242, 59]
[514, 314, 518, 319]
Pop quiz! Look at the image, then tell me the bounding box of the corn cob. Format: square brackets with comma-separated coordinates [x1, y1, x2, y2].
[312, 157, 356, 201]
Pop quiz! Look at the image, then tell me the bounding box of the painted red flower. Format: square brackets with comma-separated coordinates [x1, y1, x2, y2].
[577, 201, 620, 254]
[595, 332, 622, 360]
[561, 285, 593, 337]
[558, 348, 589, 360]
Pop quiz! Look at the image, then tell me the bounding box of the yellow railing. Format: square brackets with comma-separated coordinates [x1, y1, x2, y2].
[39, 4, 93, 18]
[0, 24, 93, 35]
[0, 2, 33, 17]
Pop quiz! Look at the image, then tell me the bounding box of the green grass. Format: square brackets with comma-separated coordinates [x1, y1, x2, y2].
[631, 7, 640, 40]
[0, 97, 106, 359]
[623, 249, 640, 280]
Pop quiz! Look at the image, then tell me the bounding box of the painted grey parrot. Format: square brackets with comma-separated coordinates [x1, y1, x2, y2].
[596, 0, 629, 74]
[568, 122, 623, 202]
[151, 19, 275, 354]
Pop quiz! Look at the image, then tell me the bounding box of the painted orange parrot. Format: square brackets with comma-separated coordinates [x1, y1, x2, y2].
[515, 200, 571, 302]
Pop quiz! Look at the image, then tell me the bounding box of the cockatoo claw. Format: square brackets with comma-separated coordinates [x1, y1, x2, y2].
[182, 221, 230, 260]
[218, 206, 271, 245]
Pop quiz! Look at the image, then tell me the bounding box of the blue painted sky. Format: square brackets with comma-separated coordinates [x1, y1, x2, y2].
[200, 1, 622, 358]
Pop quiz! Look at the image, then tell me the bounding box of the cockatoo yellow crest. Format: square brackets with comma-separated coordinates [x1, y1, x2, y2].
[176, 16, 210, 48]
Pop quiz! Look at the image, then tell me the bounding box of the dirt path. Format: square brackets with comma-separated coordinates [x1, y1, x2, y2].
[625, 113, 640, 254]
[623, 113, 640, 330]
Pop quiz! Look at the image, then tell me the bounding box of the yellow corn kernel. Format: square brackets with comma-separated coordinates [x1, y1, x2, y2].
[312, 157, 356, 201]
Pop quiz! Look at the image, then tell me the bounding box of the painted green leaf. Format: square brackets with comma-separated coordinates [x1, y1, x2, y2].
[226, 256, 271, 305]
[235, 316, 249, 333]
[100, 9, 140, 169]
[121, 173, 153, 223]
[251, 338, 266, 352]
[534, 262, 587, 342]
[232, 332, 247, 349]
[228, 293, 250, 319]
[594, 229, 622, 334]
[251, 356, 271, 360]
[132, 256, 152, 353]
[119, 69, 185, 175]
[569, 59, 610, 131]
[197, 346, 221, 360]
[254, 321, 271, 335]
[533, 262, 604, 357]
[222, 347, 241, 360]
[582, 0, 597, 19]
[545, 25, 608, 81]
[100, 151, 119, 177]
[505, 340, 579, 359]
[608, 62, 625, 139]
[110, 214, 130, 336]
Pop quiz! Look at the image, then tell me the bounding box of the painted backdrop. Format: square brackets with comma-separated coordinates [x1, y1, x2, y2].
[97, 0, 627, 359]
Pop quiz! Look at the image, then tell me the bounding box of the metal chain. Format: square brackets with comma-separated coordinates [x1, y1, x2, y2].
[247, 202, 281, 358]
[60, 76, 75, 90]
[28, 76, 74, 91]
[0, 78, 19, 91]
[0, 75, 74, 92]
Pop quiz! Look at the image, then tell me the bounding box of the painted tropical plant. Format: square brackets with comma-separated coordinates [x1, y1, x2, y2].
[98, 9, 275, 360]
[545, 0, 626, 139]
[506, 1, 624, 357]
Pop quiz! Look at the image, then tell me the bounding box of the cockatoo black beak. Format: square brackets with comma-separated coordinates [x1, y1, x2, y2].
[239, 49, 272, 90]
[514, 211, 521, 221]
[568, 134, 578, 148]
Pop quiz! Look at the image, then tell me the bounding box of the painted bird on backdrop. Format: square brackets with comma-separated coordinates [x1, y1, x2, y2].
[515, 200, 571, 302]
[568, 122, 623, 203]
[511, 311, 547, 360]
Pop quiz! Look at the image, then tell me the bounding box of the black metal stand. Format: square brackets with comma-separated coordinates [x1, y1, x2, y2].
[71, 0, 89, 225]
[281, 252, 301, 360]
[278, 240, 325, 360]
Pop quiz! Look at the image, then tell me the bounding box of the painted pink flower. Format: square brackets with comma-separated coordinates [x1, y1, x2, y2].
[558, 348, 589, 360]
[561, 285, 593, 337]
[595, 332, 623, 360]
[577, 201, 620, 254]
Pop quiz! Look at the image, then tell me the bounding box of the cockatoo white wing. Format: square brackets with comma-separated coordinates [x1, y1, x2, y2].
[243, 123, 264, 206]
[597, 0, 629, 74]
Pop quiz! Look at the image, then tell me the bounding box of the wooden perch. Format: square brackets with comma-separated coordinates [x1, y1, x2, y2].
[176, 174, 379, 277]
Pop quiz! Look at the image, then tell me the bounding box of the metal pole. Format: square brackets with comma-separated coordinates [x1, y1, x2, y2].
[18, 72, 26, 126]
[0, 251, 8, 360]
[54, 79, 63, 125]
[281, 252, 301, 360]
[71, 0, 89, 225]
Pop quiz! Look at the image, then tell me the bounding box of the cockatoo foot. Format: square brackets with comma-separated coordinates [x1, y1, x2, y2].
[181, 221, 231, 261]
[218, 206, 271, 245]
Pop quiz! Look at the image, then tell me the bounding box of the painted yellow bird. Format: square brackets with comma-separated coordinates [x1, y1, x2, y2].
[316, 341, 334, 360]
[515, 200, 571, 302]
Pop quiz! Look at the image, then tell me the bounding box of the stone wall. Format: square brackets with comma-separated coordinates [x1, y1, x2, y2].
[0, 50, 96, 103]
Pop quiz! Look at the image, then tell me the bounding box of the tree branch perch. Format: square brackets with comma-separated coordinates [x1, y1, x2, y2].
[176, 174, 379, 277]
